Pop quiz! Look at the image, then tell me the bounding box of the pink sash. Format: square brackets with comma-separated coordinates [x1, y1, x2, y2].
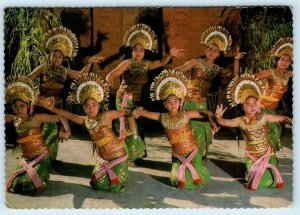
[119, 92, 129, 138]
[90, 154, 128, 185]
[245, 147, 283, 190]
[172, 148, 200, 188]
[7, 150, 48, 193]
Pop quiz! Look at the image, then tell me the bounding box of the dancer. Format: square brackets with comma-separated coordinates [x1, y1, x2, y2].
[174, 26, 243, 159]
[5, 75, 70, 194]
[215, 74, 292, 190]
[133, 69, 211, 189]
[106, 23, 184, 162]
[255, 37, 293, 152]
[39, 73, 133, 192]
[28, 27, 103, 162]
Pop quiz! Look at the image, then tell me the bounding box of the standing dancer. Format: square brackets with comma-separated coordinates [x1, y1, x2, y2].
[5, 75, 70, 194]
[175, 26, 237, 160]
[215, 74, 292, 190]
[28, 27, 103, 163]
[255, 37, 293, 152]
[40, 73, 134, 192]
[106, 23, 184, 163]
[133, 69, 211, 189]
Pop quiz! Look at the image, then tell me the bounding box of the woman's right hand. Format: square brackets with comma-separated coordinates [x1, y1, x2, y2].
[133, 107, 144, 119]
[215, 104, 227, 119]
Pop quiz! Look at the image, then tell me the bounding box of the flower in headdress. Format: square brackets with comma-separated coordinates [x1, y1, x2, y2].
[43, 27, 78, 58]
[201, 26, 232, 53]
[5, 75, 39, 104]
[226, 73, 265, 107]
[67, 73, 109, 104]
[271, 37, 293, 59]
[150, 69, 191, 101]
[123, 23, 157, 52]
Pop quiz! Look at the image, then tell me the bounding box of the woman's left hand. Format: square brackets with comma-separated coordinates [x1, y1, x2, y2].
[169, 47, 185, 59]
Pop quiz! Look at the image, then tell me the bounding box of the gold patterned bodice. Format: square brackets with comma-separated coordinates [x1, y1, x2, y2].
[185, 58, 223, 102]
[39, 64, 68, 107]
[161, 111, 198, 155]
[14, 115, 48, 159]
[238, 114, 271, 158]
[84, 114, 126, 160]
[116, 59, 148, 101]
[259, 69, 289, 110]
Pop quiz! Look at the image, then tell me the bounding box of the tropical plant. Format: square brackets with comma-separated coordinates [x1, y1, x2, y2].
[4, 8, 62, 76]
[221, 6, 293, 73]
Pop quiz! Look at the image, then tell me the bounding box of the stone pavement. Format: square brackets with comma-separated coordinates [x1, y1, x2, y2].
[5, 127, 293, 209]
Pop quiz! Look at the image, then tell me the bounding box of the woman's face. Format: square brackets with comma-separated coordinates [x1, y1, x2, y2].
[164, 94, 181, 114]
[50, 50, 64, 66]
[277, 54, 291, 70]
[12, 100, 29, 118]
[132, 43, 145, 61]
[243, 96, 258, 118]
[83, 98, 100, 118]
[205, 44, 220, 61]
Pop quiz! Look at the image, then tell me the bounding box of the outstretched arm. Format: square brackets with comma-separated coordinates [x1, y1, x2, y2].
[5, 114, 14, 123]
[232, 50, 247, 77]
[67, 55, 105, 79]
[174, 58, 198, 74]
[264, 114, 292, 125]
[133, 107, 161, 121]
[255, 69, 273, 79]
[147, 47, 184, 70]
[105, 59, 130, 86]
[28, 64, 46, 80]
[215, 104, 240, 127]
[37, 98, 85, 125]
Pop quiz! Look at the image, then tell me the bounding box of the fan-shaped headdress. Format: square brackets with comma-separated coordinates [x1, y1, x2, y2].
[201, 26, 232, 53]
[123, 23, 157, 52]
[226, 73, 265, 107]
[271, 37, 293, 59]
[42, 27, 78, 58]
[5, 75, 39, 104]
[150, 69, 191, 101]
[67, 73, 109, 104]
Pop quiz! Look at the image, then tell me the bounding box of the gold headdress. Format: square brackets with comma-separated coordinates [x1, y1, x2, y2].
[271, 37, 293, 59]
[150, 69, 191, 101]
[67, 73, 109, 104]
[43, 27, 78, 58]
[5, 75, 39, 104]
[123, 23, 157, 52]
[226, 73, 265, 107]
[201, 26, 232, 53]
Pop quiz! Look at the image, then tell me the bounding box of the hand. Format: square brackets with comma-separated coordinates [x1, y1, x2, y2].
[196, 70, 207, 79]
[234, 52, 247, 60]
[119, 129, 133, 137]
[169, 47, 185, 59]
[279, 116, 293, 126]
[59, 130, 71, 141]
[211, 125, 220, 136]
[215, 104, 227, 119]
[133, 107, 144, 119]
[87, 55, 105, 65]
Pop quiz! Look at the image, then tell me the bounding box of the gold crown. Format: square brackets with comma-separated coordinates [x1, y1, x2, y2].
[67, 73, 109, 104]
[226, 73, 265, 107]
[271, 37, 293, 59]
[43, 27, 78, 58]
[150, 69, 191, 101]
[123, 23, 157, 52]
[201, 26, 232, 53]
[5, 75, 39, 104]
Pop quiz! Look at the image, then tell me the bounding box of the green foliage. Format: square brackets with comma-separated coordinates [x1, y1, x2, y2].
[222, 7, 292, 73]
[4, 8, 62, 76]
